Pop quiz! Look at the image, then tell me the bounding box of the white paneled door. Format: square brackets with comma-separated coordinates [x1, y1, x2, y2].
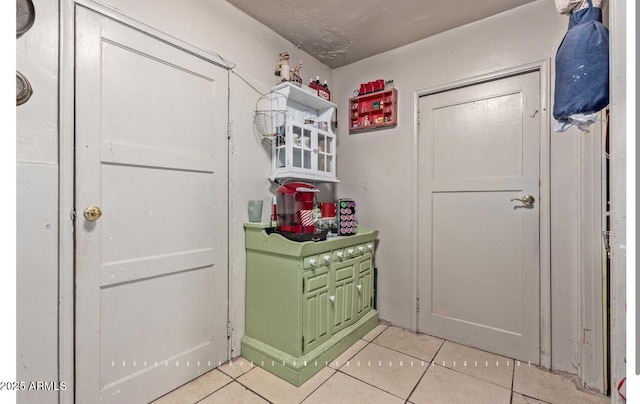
[417, 71, 541, 363]
[75, 7, 228, 403]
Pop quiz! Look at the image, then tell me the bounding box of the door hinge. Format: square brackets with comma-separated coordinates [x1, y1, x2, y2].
[227, 122, 232, 139]
[302, 279, 305, 294]
[70, 208, 76, 224]
[416, 297, 420, 313]
[227, 322, 233, 338]
[302, 336, 304, 352]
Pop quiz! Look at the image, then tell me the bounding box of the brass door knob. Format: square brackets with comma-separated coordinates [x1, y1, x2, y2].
[84, 205, 102, 221]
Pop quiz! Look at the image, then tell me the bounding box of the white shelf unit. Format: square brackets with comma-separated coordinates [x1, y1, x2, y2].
[270, 83, 339, 183]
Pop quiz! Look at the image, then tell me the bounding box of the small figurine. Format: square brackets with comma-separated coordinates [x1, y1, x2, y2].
[275, 52, 303, 85]
[274, 52, 290, 83]
[289, 60, 303, 86]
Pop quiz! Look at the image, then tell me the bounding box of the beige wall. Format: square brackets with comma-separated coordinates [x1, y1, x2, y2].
[332, 0, 583, 373]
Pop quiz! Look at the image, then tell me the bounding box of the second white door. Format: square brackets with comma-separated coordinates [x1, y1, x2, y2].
[417, 71, 541, 363]
[74, 7, 229, 403]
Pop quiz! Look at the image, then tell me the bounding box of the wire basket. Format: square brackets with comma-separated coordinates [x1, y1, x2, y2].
[254, 92, 287, 139]
[254, 110, 287, 138]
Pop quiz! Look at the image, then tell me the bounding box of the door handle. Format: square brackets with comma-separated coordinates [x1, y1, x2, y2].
[84, 205, 103, 221]
[511, 195, 535, 208]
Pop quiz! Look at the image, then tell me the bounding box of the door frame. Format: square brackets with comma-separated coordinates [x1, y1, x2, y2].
[58, 1, 232, 402]
[410, 60, 552, 369]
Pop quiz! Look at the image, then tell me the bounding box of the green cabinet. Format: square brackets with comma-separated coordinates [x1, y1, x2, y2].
[242, 223, 379, 386]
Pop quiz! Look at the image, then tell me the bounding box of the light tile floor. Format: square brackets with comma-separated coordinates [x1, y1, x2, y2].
[152, 324, 609, 404]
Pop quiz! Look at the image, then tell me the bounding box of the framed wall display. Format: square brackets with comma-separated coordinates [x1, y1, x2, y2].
[349, 88, 397, 133]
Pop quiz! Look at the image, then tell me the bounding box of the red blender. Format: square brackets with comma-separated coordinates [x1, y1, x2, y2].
[274, 182, 326, 241]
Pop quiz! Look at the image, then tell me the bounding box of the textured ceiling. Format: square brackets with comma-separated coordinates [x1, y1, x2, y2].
[226, 0, 536, 68]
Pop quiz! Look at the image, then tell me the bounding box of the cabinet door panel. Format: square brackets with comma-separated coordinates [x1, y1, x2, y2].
[333, 281, 355, 331]
[357, 269, 373, 318]
[291, 124, 312, 170]
[316, 132, 335, 175]
[306, 271, 328, 291]
[303, 268, 331, 353]
[359, 254, 372, 273]
[336, 264, 354, 281]
[331, 258, 357, 333]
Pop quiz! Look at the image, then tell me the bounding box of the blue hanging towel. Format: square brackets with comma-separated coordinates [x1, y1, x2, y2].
[553, 0, 609, 132]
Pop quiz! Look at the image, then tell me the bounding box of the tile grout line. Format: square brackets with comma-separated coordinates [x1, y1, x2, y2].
[361, 325, 389, 344]
[403, 359, 434, 403]
[297, 367, 340, 404]
[300, 338, 376, 403]
[368, 339, 443, 365]
[338, 337, 447, 402]
[352, 346, 436, 375]
[327, 338, 371, 371]
[193, 379, 236, 404]
[192, 363, 273, 404]
[402, 338, 448, 402]
[297, 324, 389, 402]
[152, 368, 236, 404]
[509, 356, 516, 404]
[224, 362, 279, 404]
[229, 350, 357, 404]
[338, 329, 442, 401]
[221, 339, 370, 404]
[426, 341, 517, 393]
[335, 368, 411, 402]
[428, 361, 515, 393]
[220, 361, 256, 380]
[225, 379, 276, 404]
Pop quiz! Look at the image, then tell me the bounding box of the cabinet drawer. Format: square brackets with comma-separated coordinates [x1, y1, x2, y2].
[343, 246, 357, 259]
[364, 241, 375, 254]
[304, 252, 333, 269]
[332, 249, 345, 261]
[303, 255, 319, 269]
[319, 252, 333, 265]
